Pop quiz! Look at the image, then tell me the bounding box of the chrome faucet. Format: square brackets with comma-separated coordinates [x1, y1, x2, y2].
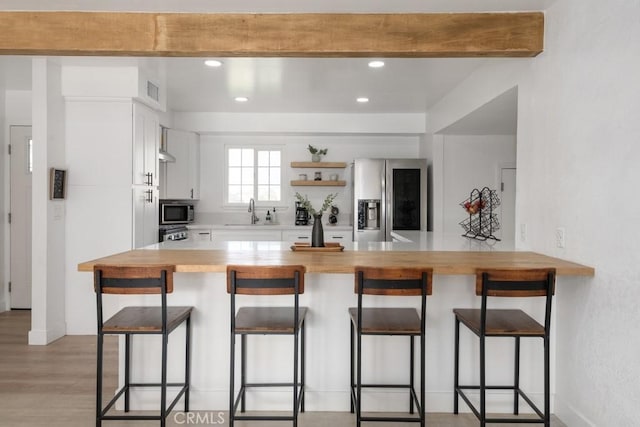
[248, 198, 259, 224]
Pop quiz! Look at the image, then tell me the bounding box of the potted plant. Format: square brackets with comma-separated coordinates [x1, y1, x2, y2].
[308, 144, 328, 162]
[295, 192, 338, 247]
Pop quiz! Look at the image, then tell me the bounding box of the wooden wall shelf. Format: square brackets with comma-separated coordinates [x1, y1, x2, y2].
[291, 180, 346, 187]
[291, 162, 347, 168]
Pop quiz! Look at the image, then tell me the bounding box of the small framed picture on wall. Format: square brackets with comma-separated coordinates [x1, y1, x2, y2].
[49, 168, 67, 200]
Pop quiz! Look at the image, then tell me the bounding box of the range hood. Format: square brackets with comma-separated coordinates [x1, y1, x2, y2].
[159, 126, 176, 163]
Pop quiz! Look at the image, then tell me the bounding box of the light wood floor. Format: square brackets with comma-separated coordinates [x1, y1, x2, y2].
[0, 310, 566, 427]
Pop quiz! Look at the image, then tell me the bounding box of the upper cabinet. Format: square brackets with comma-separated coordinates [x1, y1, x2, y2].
[132, 102, 160, 187]
[164, 129, 200, 200]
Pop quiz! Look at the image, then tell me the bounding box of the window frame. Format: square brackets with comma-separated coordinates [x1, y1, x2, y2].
[223, 144, 287, 209]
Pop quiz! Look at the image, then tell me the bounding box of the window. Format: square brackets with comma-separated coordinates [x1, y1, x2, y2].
[227, 146, 282, 204]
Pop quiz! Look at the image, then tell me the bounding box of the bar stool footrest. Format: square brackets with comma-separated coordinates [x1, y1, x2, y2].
[456, 386, 545, 423]
[232, 383, 305, 416]
[99, 383, 189, 420]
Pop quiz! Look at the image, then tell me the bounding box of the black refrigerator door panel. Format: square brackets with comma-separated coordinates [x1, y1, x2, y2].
[391, 168, 421, 230]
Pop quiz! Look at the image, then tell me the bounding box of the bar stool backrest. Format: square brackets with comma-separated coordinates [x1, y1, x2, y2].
[227, 265, 306, 295]
[475, 268, 555, 298]
[94, 265, 176, 295]
[354, 266, 433, 296]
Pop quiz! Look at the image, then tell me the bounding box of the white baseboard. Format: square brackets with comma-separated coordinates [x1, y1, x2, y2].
[28, 321, 66, 345]
[554, 397, 595, 427]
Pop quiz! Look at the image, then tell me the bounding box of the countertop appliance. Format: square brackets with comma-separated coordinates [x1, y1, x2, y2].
[159, 200, 195, 225]
[295, 201, 310, 225]
[159, 225, 189, 242]
[352, 158, 428, 242]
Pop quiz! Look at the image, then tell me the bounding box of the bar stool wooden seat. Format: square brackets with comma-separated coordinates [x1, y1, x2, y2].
[350, 266, 432, 427]
[227, 265, 307, 427]
[94, 265, 193, 427]
[453, 268, 556, 427]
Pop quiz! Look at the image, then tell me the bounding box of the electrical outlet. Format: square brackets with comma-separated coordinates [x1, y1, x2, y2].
[555, 227, 565, 248]
[520, 223, 527, 242]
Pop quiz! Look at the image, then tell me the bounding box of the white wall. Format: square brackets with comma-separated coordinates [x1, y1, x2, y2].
[0, 85, 5, 312]
[425, 1, 640, 425]
[29, 58, 66, 345]
[2, 90, 31, 312]
[64, 99, 134, 335]
[197, 133, 420, 225]
[439, 135, 516, 235]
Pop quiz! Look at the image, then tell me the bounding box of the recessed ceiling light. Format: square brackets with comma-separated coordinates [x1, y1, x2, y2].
[368, 60, 385, 68]
[204, 59, 223, 67]
[234, 96, 249, 102]
[356, 97, 369, 103]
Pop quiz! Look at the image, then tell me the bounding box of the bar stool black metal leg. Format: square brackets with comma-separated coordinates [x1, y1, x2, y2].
[241, 334, 246, 413]
[514, 336, 520, 415]
[124, 334, 130, 412]
[185, 316, 191, 412]
[350, 320, 355, 414]
[410, 335, 415, 414]
[229, 331, 235, 427]
[161, 333, 168, 427]
[96, 333, 103, 427]
[420, 332, 426, 427]
[301, 318, 306, 413]
[480, 334, 486, 427]
[293, 324, 299, 427]
[356, 326, 362, 427]
[453, 317, 460, 414]
[544, 336, 550, 427]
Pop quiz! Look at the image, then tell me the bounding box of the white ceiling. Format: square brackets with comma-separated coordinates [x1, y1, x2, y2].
[440, 87, 518, 135]
[1, 0, 541, 130]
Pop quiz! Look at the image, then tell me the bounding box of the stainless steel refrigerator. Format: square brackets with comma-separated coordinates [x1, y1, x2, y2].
[352, 158, 428, 242]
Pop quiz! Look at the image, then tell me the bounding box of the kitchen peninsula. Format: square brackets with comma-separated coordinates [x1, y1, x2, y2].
[78, 234, 593, 413]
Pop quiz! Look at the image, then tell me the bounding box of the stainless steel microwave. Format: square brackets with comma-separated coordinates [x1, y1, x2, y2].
[159, 202, 195, 225]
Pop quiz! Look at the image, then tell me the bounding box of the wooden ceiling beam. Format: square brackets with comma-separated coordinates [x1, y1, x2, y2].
[0, 12, 543, 57]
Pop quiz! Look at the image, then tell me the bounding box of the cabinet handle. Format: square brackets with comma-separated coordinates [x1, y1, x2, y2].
[145, 189, 153, 203]
[198, 232, 209, 235]
[331, 236, 344, 239]
[298, 236, 309, 239]
[145, 172, 153, 186]
[191, 188, 194, 199]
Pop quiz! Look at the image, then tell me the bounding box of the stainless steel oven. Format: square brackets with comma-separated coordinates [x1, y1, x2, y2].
[159, 201, 195, 225]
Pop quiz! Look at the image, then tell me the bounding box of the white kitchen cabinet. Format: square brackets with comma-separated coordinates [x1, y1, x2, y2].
[132, 102, 159, 187]
[132, 187, 159, 248]
[189, 227, 212, 241]
[165, 129, 200, 200]
[132, 101, 160, 248]
[324, 230, 352, 242]
[213, 229, 281, 242]
[281, 229, 311, 243]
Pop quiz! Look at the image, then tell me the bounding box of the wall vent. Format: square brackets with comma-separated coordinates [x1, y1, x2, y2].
[147, 81, 159, 102]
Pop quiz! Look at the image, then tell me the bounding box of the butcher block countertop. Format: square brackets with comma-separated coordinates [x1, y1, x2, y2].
[77, 240, 594, 277]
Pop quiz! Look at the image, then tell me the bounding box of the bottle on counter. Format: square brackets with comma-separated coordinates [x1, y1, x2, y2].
[272, 207, 278, 224]
[265, 210, 272, 224]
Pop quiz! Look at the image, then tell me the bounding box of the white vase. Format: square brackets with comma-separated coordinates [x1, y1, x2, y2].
[312, 154, 321, 162]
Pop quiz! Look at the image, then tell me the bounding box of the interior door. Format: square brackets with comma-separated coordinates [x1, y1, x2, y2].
[500, 167, 517, 241]
[9, 126, 33, 309]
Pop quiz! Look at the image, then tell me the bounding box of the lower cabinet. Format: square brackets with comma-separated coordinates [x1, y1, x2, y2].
[281, 230, 311, 244]
[324, 230, 352, 243]
[190, 228, 212, 241]
[213, 230, 282, 242]
[188, 227, 352, 243]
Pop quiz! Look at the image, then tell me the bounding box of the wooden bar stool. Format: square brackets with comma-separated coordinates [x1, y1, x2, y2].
[453, 268, 556, 426]
[227, 265, 307, 427]
[349, 266, 432, 427]
[94, 265, 193, 427]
